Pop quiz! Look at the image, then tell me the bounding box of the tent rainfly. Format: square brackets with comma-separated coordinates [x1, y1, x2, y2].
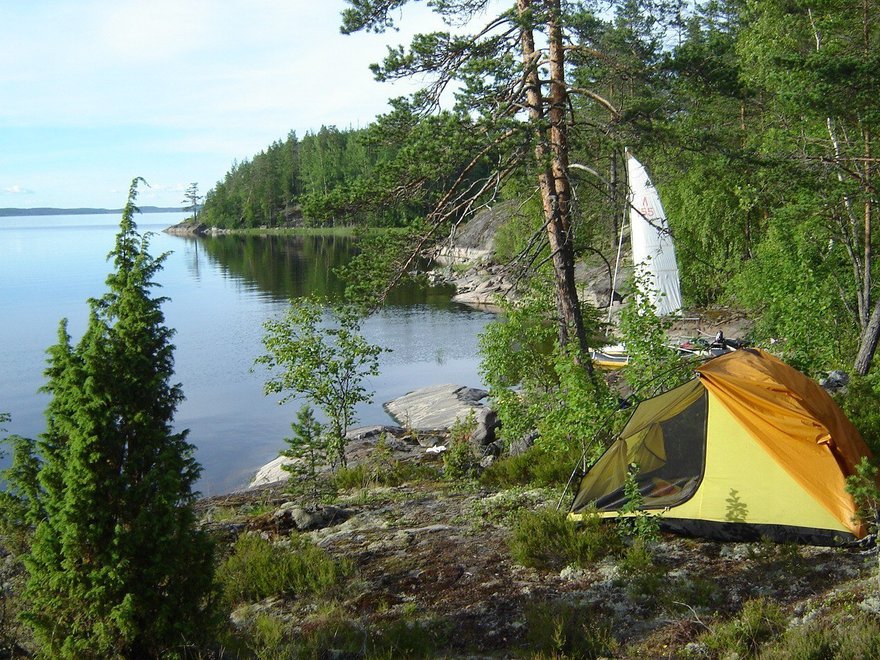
[570, 349, 875, 545]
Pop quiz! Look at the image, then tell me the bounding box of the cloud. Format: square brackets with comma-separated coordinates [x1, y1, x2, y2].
[2, 184, 34, 195]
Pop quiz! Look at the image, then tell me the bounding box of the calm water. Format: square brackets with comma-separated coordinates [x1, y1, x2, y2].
[0, 213, 493, 494]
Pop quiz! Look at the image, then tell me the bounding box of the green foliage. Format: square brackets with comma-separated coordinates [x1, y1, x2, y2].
[466, 487, 555, 529]
[258, 296, 384, 468]
[510, 507, 621, 571]
[281, 612, 450, 659]
[217, 533, 352, 605]
[702, 597, 787, 658]
[242, 613, 295, 660]
[844, 457, 880, 536]
[333, 436, 439, 489]
[730, 205, 853, 374]
[761, 612, 880, 660]
[443, 411, 479, 481]
[0, 434, 41, 554]
[617, 538, 665, 603]
[525, 600, 617, 660]
[619, 269, 691, 398]
[839, 373, 880, 454]
[481, 444, 584, 489]
[617, 463, 661, 544]
[660, 158, 765, 307]
[280, 405, 336, 507]
[479, 279, 616, 459]
[18, 180, 217, 658]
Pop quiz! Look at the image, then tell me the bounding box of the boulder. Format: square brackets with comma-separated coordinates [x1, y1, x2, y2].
[820, 370, 850, 393]
[468, 407, 500, 448]
[274, 503, 348, 532]
[508, 431, 537, 457]
[249, 454, 298, 488]
[384, 384, 488, 430]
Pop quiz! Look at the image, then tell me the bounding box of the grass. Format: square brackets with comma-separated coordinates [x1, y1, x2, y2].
[239, 611, 452, 659]
[333, 457, 439, 491]
[701, 597, 786, 658]
[526, 600, 617, 659]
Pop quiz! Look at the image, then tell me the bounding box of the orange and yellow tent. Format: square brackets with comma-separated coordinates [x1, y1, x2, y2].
[570, 349, 874, 544]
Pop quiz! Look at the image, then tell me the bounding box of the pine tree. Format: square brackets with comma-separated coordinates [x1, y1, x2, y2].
[21, 179, 216, 657]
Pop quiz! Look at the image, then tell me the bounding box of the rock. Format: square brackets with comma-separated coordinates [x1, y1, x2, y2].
[384, 384, 487, 430]
[820, 370, 850, 393]
[508, 431, 537, 457]
[858, 595, 880, 616]
[345, 425, 405, 442]
[469, 407, 499, 448]
[249, 454, 298, 488]
[279, 504, 348, 531]
[415, 431, 446, 448]
[431, 200, 516, 266]
[559, 565, 588, 581]
[479, 455, 495, 469]
[457, 387, 490, 405]
[485, 440, 505, 457]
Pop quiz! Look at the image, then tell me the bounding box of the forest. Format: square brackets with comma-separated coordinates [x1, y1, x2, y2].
[200, 0, 880, 382]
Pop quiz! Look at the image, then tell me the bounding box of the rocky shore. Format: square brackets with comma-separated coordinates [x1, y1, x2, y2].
[249, 383, 499, 488]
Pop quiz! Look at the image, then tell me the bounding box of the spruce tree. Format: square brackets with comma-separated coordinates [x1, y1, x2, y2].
[21, 179, 216, 657]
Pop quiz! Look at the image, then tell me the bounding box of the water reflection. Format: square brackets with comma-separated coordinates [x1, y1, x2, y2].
[185, 233, 457, 306]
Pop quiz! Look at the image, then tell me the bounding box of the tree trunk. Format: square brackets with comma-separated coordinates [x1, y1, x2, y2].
[517, 0, 593, 371]
[854, 298, 880, 375]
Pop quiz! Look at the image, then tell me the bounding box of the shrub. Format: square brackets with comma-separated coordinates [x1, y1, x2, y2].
[760, 622, 839, 660]
[244, 613, 295, 660]
[526, 600, 617, 659]
[467, 487, 554, 528]
[760, 613, 880, 660]
[845, 456, 880, 537]
[481, 442, 585, 489]
[616, 463, 661, 545]
[617, 539, 666, 603]
[333, 437, 439, 490]
[839, 373, 880, 454]
[619, 268, 691, 397]
[478, 278, 616, 458]
[257, 296, 385, 469]
[702, 597, 786, 658]
[510, 507, 620, 571]
[218, 533, 352, 605]
[443, 411, 480, 480]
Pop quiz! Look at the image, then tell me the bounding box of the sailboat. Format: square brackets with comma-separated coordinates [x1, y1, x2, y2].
[625, 152, 682, 316]
[591, 151, 683, 369]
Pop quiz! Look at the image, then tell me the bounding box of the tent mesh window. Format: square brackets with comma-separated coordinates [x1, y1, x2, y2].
[595, 390, 708, 511]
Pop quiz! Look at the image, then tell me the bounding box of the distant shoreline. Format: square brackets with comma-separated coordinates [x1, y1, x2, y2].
[0, 206, 184, 218]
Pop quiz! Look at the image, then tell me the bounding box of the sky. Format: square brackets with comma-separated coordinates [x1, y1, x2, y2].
[0, 1, 499, 209]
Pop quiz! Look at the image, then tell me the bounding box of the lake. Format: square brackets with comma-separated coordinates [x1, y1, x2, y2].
[0, 212, 494, 495]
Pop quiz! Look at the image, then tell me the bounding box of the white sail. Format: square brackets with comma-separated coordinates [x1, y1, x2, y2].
[627, 152, 682, 316]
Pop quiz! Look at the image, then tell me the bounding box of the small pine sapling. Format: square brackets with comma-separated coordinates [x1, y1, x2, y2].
[281, 405, 336, 507]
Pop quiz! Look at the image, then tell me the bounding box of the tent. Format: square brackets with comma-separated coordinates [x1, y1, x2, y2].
[570, 349, 874, 544]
